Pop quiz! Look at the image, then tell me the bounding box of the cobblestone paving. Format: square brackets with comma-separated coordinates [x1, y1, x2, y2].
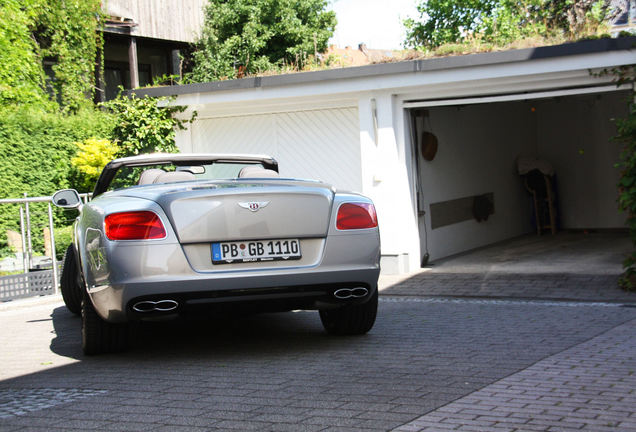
[380, 272, 636, 303]
[1, 296, 635, 431]
[0, 388, 107, 419]
[394, 318, 636, 432]
[379, 233, 636, 305]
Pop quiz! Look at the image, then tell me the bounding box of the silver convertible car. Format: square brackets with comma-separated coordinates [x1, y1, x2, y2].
[53, 153, 380, 354]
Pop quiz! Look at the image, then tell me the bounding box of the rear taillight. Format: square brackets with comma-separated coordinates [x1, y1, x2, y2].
[105, 211, 166, 240]
[336, 203, 378, 230]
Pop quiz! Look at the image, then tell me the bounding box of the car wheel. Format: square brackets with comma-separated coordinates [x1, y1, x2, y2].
[60, 244, 82, 315]
[319, 288, 378, 335]
[81, 290, 128, 355]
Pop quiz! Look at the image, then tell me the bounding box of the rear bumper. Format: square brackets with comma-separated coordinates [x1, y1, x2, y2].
[85, 231, 380, 323]
[90, 267, 379, 322]
[127, 279, 378, 321]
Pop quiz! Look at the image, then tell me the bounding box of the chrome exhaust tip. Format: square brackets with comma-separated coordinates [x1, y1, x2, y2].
[132, 299, 179, 313]
[333, 287, 369, 299]
[351, 287, 368, 297]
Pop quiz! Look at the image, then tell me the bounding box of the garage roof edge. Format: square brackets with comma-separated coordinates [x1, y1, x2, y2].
[133, 37, 636, 98]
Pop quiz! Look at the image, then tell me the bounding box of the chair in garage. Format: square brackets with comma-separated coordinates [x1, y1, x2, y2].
[523, 170, 557, 235]
[517, 157, 557, 235]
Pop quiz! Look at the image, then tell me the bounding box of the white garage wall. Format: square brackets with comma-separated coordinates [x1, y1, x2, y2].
[191, 113, 277, 155]
[536, 91, 628, 229]
[418, 101, 536, 261]
[189, 107, 362, 192]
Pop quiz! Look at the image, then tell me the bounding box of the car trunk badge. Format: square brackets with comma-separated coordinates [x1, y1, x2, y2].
[238, 201, 269, 212]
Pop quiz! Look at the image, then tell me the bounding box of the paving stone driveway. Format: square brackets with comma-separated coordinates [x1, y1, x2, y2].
[395, 316, 636, 432]
[380, 272, 633, 303]
[2, 231, 636, 431]
[1, 291, 635, 431]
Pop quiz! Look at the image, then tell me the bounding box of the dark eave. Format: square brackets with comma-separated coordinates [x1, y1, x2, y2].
[133, 37, 636, 98]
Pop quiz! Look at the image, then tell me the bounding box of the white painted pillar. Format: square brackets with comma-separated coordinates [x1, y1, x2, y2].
[172, 106, 196, 153]
[358, 94, 421, 274]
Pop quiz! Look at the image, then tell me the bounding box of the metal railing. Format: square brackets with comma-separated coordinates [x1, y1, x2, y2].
[0, 270, 56, 300]
[0, 192, 90, 301]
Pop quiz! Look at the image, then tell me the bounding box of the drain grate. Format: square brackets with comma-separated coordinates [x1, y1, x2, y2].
[0, 388, 108, 418]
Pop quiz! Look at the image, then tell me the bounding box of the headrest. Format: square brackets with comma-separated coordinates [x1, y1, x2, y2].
[138, 169, 165, 185]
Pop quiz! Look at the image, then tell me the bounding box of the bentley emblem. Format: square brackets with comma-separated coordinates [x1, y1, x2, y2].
[238, 201, 269, 212]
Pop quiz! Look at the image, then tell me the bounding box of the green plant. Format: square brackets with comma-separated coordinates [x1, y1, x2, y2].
[0, 0, 196, 260]
[0, 0, 52, 107]
[143, 74, 181, 87]
[0, 106, 114, 256]
[54, 225, 74, 260]
[597, 64, 636, 291]
[404, 0, 610, 49]
[614, 72, 636, 291]
[187, 0, 336, 82]
[71, 138, 119, 192]
[34, 0, 103, 113]
[0, 0, 102, 112]
[101, 92, 196, 157]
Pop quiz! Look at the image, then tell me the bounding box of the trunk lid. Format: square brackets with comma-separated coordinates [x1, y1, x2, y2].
[125, 179, 335, 243]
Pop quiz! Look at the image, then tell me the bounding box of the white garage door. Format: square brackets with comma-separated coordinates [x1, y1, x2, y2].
[189, 107, 362, 192]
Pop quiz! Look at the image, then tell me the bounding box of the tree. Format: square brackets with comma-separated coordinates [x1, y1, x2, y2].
[101, 92, 195, 157]
[404, 0, 610, 49]
[404, 0, 497, 48]
[188, 0, 336, 82]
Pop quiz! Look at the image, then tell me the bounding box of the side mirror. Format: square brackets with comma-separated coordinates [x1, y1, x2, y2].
[176, 165, 205, 174]
[52, 189, 82, 209]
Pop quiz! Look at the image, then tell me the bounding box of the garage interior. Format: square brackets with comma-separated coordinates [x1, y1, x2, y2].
[408, 88, 631, 265]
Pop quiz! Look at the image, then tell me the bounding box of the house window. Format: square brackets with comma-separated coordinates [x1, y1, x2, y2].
[104, 61, 151, 100]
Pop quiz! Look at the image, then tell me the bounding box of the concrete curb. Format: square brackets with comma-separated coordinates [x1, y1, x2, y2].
[0, 294, 63, 312]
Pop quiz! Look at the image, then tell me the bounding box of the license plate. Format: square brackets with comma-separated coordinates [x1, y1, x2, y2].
[212, 239, 301, 264]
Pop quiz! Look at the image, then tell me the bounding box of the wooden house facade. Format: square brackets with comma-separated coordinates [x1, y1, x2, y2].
[100, 0, 206, 100]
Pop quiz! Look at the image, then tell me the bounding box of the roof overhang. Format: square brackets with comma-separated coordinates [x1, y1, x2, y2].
[134, 37, 636, 117]
[403, 83, 633, 108]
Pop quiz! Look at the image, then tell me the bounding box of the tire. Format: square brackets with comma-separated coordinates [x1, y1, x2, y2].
[60, 244, 82, 315]
[319, 288, 378, 335]
[81, 290, 128, 355]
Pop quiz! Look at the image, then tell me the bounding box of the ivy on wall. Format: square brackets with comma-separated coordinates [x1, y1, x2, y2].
[0, 0, 50, 107]
[612, 66, 636, 291]
[36, 0, 103, 112]
[0, 0, 102, 112]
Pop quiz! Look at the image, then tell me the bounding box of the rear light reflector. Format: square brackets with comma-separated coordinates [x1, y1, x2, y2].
[105, 211, 166, 240]
[336, 203, 378, 230]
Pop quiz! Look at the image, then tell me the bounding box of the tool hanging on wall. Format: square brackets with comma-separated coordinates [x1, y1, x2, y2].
[420, 131, 438, 161]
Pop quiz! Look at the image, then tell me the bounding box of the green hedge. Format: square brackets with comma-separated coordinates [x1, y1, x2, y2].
[0, 106, 114, 256]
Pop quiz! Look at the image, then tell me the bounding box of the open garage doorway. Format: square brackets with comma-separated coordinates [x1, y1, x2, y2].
[407, 88, 631, 264]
